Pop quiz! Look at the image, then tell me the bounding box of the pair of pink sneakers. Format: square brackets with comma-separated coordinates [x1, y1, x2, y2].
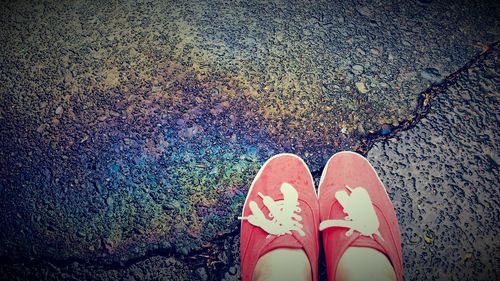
[240, 152, 402, 281]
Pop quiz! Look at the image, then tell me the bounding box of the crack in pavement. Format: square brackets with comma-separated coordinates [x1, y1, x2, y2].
[1, 41, 498, 276]
[354, 40, 499, 155]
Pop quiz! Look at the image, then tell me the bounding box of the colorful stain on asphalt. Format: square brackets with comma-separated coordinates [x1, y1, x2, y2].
[1, 0, 498, 269]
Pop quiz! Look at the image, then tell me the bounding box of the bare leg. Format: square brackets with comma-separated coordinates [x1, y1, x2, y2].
[336, 247, 396, 281]
[253, 249, 312, 281]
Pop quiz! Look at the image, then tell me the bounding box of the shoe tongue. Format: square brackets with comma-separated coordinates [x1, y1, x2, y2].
[260, 234, 303, 257]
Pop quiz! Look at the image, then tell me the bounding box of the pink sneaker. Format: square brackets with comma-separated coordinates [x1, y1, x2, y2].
[239, 153, 319, 281]
[318, 151, 403, 281]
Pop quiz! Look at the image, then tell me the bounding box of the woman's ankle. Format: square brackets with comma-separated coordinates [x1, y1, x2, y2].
[253, 249, 312, 281]
[335, 247, 397, 281]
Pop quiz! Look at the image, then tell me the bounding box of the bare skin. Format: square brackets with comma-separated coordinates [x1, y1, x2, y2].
[252, 249, 312, 281]
[252, 247, 396, 281]
[336, 247, 397, 281]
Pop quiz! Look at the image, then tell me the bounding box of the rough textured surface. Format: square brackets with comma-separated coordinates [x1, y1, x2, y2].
[1, 49, 498, 281]
[367, 47, 499, 280]
[0, 0, 499, 280]
[0, 256, 194, 280]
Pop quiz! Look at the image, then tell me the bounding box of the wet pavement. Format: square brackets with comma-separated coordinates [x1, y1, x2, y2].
[0, 0, 499, 280]
[367, 45, 500, 280]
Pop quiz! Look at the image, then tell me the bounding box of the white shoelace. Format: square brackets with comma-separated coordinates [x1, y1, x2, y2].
[319, 185, 383, 240]
[239, 183, 305, 237]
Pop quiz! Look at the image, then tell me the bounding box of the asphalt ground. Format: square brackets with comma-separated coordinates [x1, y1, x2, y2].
[0, 0, 499, 280]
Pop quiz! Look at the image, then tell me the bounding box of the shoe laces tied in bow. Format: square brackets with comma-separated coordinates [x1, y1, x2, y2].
[319, 185, 383, 240]
[240, 183, 305, 237]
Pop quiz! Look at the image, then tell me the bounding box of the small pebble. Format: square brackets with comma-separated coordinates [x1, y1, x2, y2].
[380, 124, 392, 135]
[352, 64, 364, 75]
[176, 119, 186, 126]
[106, 196, 114, 206]
[356, 6, 373, 17]
[36, 124, 46, 133]
[79, 135, 89, 143]
[370, 47, 381, 56]
[51, 118, 60, 126]
[356, 48, 366, 56]
[229, 266, 238, 275]
[196, 267, 208, 281]
[357, 124, 366, 135]
[421, 67, 442, 83]
[55, 106, 64, 115]
[355, 82, 368, 93]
